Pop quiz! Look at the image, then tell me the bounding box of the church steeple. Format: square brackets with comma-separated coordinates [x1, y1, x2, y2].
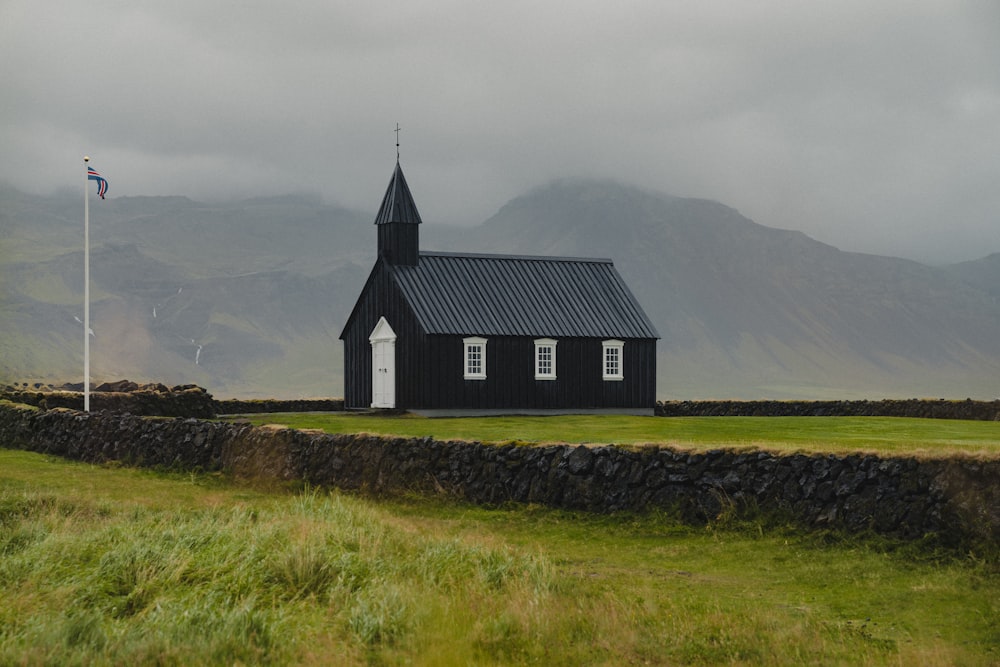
[375, 160, 422, 266]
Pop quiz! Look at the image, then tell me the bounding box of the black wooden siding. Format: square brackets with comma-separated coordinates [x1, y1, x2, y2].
[412, 335, 656, 410]
[342, 261, 426, 409]
[377, 223, 419, 267]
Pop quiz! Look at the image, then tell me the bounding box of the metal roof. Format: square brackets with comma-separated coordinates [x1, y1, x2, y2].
[373, 161, 423, 226]
[389, 251, 659, 339]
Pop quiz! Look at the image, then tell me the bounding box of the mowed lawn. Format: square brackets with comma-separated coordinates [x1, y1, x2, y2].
[0, 448, 997, 666]
[231, 413, 1000, 458]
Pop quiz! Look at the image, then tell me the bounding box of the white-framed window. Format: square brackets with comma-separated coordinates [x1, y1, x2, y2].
[463, 337, 487, 380]
[534, 338, 557, 380]
[602, 339, 624, 381]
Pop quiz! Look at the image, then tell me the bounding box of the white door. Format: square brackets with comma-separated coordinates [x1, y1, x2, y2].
[369, 317, 397, 408]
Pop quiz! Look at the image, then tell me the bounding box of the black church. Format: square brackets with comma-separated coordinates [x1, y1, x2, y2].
[340, 161, 659, 415]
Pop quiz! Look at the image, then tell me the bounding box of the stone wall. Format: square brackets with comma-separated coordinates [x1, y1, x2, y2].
[657, 399, 1000, 421]
[0, 387, 344, 418]
[0, 385, 216, 418]
[1, 402, 996, 545]
[214, 398, 344, 414]
[0, 381, 344, 419]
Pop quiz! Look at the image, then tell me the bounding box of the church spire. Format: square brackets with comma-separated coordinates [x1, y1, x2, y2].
[375, 160, 422, 265]
[374, 160, 423, 226]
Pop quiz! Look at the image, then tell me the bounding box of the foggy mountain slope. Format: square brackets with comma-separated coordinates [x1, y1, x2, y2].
[0, 189, 373, 277]
[98, 193, 373, 278]
[92, 195, 376, 276]
[0, 185, 83, 261]
[0, 188, 371, 397]
[3, 181, 1000, 399]
[946, 253, 1000, 301]
[1, 235, 354, 397]
[430, 180, 1000, 398]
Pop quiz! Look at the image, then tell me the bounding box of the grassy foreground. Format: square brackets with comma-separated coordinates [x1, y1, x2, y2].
[232, 413, 1000, 458]
[1, 448, 997, 666]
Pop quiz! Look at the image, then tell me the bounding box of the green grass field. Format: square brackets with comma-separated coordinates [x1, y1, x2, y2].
[229, 413, 1000, 458]
[1, 448, 997, 666]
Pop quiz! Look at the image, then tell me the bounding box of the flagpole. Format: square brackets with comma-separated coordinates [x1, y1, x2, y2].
[83, 156, 90, 412]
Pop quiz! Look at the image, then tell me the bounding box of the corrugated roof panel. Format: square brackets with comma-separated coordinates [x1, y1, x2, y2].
[390, 252, 659, 339]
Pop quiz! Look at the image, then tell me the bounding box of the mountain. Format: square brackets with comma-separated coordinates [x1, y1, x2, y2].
[2, 181, 999, 399]
[430, 181, 1000, 398]
[945, 253, 1000, 301]
[0, 189, 369, 397]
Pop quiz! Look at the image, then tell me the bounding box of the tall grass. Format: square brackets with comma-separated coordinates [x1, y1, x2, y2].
[0, 475, 550, 665]
[1, 449, 997, 665]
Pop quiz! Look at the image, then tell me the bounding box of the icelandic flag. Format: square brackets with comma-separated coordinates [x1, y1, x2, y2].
[87, 165, 108, 199]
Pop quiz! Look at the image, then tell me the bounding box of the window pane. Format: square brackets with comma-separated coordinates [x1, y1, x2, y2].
[534, 339, 557, 379]
[537, 346, 552, 375]
[602, 340, 623, 380]
[605, 347, 619, 376]
[467, 345, 482, 374]
[464, 338, 487, 379]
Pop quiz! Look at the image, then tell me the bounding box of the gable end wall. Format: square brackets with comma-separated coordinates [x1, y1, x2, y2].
[341, 265, 425, 409]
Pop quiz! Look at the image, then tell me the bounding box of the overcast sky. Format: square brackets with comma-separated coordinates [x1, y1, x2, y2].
[2, 1, 998, 263]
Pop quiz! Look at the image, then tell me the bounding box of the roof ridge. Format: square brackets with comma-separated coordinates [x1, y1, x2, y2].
[419, 250, 614, 264]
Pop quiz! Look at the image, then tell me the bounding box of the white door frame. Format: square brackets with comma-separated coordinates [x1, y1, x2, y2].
[369, 316, 397, 408]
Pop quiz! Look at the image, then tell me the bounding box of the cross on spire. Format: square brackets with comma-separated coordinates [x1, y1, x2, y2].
[395, 123, 401, 161]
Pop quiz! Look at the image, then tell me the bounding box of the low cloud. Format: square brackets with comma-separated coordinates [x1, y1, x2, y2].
[2, 0, 998, 262]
